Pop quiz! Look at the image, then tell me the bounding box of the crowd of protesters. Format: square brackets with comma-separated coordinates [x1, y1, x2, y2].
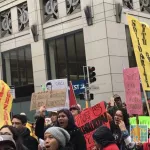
[0, 94, 149, 150]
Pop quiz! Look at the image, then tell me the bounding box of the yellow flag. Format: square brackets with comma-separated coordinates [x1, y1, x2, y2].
[0, 80, 13, 128]
[127, 15, 150, 91]
[0, 80, 13, 112]
[0, 105, 12, 128]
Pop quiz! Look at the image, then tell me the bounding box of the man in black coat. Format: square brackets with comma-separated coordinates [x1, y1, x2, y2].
[12, 114, 38, 150]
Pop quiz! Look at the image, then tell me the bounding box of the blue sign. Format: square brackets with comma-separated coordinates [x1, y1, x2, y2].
[72, 80, 86, 95]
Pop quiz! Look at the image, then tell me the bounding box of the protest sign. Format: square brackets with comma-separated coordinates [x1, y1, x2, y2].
[75, 102, 109, 150]
[130, 125, 148, 143]
[127, 15, 150, 91]
[45, 79, 69, 111]
[123, 67, 143, 115]
[130, 116, 150, 128]
[30, 89, 66, 111]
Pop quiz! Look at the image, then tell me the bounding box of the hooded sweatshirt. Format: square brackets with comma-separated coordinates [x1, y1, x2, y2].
[93, 126, 119, 150]
[58, 109, 86, 150]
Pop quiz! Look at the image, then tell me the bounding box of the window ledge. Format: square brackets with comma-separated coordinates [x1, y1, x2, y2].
[43, 12, 82, 29]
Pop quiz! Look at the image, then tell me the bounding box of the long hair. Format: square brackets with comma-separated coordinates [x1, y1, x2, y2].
[57, 109, 77, 131]
[0, 125, 26, 150]
[114, 108, 130, 128]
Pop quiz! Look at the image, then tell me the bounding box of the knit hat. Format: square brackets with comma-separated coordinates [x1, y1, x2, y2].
[0, 135, 16, 148]
[93, 126, 115, 148]
[45, 127, 70, 147]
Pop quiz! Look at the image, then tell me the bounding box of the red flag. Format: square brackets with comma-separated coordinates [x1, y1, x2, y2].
[69, 81, 77, 107]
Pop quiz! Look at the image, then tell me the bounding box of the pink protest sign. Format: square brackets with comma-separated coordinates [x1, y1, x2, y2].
[123, 67, 143, 115]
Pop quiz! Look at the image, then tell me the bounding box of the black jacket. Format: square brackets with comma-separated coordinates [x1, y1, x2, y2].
[67, 127, 86, 150]
[19, 127, 38, 150]
[35, 116, 57, 139]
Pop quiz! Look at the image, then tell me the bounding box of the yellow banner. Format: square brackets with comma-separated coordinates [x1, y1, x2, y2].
[127, 15, 150, 91]
[0, 80, 13, 127]
[0, 80, 13, 112]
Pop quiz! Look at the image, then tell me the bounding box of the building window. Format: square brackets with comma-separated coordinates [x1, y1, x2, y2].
[125, 25, 137, 67]
[17, 2, 29, 31]
[2, 46, 34, 98]
[66, 0, 81, 15]
[1, 9, 12, 37]
[140, 0, 150, 13]
[46, 31, 86, 81]
[43, 0, 58, 23]
[123, 0, 133, 9]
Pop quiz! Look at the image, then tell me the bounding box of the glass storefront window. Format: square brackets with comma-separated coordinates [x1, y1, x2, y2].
[47, 31, 86, 81]
[2, 45, 34, 98]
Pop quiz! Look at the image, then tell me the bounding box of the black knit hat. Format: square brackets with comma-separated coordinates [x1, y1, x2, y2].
[93, 126, 115, 148]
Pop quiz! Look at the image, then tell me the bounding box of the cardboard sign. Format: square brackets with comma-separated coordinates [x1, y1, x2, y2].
[123, 67, 143, 115]
[45, 79, 69, 111]
[130, 125, 148, 143]
[130, 116, 150, 128]
[75, 102, 110, 150]
[30, 89, 66, 110]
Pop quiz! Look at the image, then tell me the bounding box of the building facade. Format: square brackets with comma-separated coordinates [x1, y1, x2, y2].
[0, 0, 149, 120]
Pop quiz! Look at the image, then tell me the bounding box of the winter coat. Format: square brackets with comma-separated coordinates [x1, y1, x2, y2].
[58, 109, 86, 150]
[103, 144, 119, 150]
[19, 127, 38, 150]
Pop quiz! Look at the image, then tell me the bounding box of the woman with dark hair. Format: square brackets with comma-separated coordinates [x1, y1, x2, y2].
[0, 125, 28, 150]
[57, 109, 86, 150]
[110, 109, 135, 150]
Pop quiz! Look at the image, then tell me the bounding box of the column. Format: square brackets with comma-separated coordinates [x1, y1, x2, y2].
[11, 6, 19, 34]
[27, 0, 47, 92]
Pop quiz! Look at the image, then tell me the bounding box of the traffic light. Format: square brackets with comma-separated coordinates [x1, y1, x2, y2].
[79, 93, 85, 100]
[88, 66, 96, 83]
[90, 93, 94, 100]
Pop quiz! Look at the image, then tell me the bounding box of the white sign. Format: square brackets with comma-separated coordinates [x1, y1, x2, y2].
[10, 86, 15, 99]
[45, 79, 69, 111]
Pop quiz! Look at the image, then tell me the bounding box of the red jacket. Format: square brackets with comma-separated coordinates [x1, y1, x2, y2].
[103, 144, 119, 150]
[143, 138, 150, 150]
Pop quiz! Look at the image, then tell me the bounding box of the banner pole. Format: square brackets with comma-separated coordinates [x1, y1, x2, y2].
[143, 90, 150, 116]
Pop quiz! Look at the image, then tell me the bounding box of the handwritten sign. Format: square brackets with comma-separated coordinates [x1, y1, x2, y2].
[130, 116, 150, 128]
[30, 89, 66, 110]
[45, 79, 69, 111]
[75, 102, 110, 150]
[130, 125, 148, 143]
[123, 67, 143, 115]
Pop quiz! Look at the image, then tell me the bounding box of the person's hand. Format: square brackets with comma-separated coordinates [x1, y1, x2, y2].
[39, 106, 46, 117]
[136, 142, 143, 149]
[119, 120, 127, 131]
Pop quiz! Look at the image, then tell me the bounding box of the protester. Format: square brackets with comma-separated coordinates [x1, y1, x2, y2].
[35, 106, 58, 139]
[108, 94, 128, 118]
[12, 114, 38, 150]
[57, 109, 86, 150]
[70, 105, 81, 117]
[42, 127, 72, 150]
[0, 125, 28, 150]
[49, 111, 58, 126]
[110, 109, 135, 149]
[93, 126, 119, 150]
[0, 135, 17, 150]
